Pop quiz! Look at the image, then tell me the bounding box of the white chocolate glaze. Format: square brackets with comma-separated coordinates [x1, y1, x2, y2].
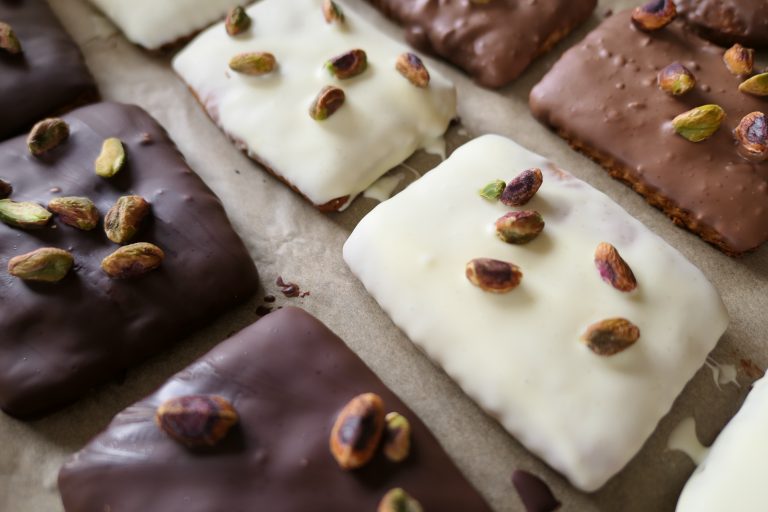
[88, 0, 243, 49]
[668, 417, 708, 465]
[676, 376, 768, 511]
[343, 135, 729, 491]
[173, 0, 456, 208]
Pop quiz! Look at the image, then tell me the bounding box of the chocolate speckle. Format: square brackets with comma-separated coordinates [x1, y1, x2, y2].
[277, 276, 301, 298]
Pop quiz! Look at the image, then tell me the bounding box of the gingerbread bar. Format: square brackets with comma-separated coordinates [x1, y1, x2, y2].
[344, 135, 729, 491]
[0, 102, 258, 418]
[172, 0, 456, 211]
[58, 307, 493, 511]
[678, 0, 768, 48]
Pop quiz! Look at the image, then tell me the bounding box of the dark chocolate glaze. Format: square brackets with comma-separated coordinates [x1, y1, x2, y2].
[512, 470, 561, 512]
[367, 0, 597, 88]
[530, 10, 768, 255]
[678, 0, 768, 48]
[58, 308, 493, 512]
[0, 0, 98, 141]
[0, 102, 258, 418]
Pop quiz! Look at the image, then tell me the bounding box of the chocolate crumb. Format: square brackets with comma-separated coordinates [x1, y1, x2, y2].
[256, 305, 273, 317]
[264, 295, 276, 303]
[512, 470, 561, 512]
[234, 169, 241, 175]
[140, 132, 153, 145]
[276, 276, 301, 298]
[604, 8, 613, 17]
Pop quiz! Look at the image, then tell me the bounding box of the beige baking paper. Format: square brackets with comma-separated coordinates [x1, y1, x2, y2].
[1, 1, 766, 510]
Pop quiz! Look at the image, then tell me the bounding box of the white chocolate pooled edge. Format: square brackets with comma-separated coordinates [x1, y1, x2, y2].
[343, 134, 729, 491]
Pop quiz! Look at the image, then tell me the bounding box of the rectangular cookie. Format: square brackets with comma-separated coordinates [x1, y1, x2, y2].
[678, 0, 768, 47]
[530, 10, 768, 255]
[0, 102, 258, 418]
[58, 307, 493, 511]
[172, 0, 456, 211]
[366, 0, 597, 88]
[0, 0, 98, 141]
[676, 376, 768, 511]
[343, 134, 729, 491]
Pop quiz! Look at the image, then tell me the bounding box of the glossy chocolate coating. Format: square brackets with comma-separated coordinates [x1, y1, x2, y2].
[0, 0, 98, 141]
[530, 10, 768, 255]
[678, 0, 768, 48]
[0, 102, 258, 418]
[512, 470, 561, 512]
[58, 307, 493, 511]
[367, 0, 597, 88]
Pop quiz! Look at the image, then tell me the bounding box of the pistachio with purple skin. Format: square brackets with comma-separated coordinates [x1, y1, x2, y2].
[0, 199, 51, 229]
[495, 211, 545, 244]
[225, 6, 251, 36]
[631, 0, 677, 31]
[322, 0, 345, 24]
[723, 44, 754, 76]
[330, 393, 385, 470]
[739, 73, 768, 97]
[672, 104, 725, 142]
[594, 242, 637, 292]
[657, 62, 695, 96]
[101, 242, 164, 279]
[0, 22, 21, 54]
[27, 118, 69, 156]
[501, 168, 543, 207]
[326, 49, 367, 79]
[383, 412, 411, 463]
[378, 488, 423, 512]
[581, 318, 640, 356]
[48, 196, 100, 231]
[8, 247, 74, 283]
[104, 195, 151, 244]
[466, 258, 523, 293]
[395, 53, 430, 88]
[734, 112, 768, 161]
[229, 52, 277, 76]
[309, 85, 346, 121]
[0, 178, 11, 199]
[156, 395, 239, 447]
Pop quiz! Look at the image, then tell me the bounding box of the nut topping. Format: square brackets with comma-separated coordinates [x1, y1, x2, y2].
[581, 318, 640, 356]
[229, 52, 277, 76]
[48, 197, 100, 231]
[94, 138, 126, 178]
[0, 178, 11, 199]
[378, 489, 423, 512]
[631, 0, 677, 31]
[322, 0, 345, 24]
[383, 412, 411, 463]
[501, 168, 543, 207]
[0, 22, 21, 54]
[734, 112, 768, 161]
[466, 258, 523, 293]
[104, 195, 151, 244]
[657, 62, 695, 96]
[739, 73, 768, 97]
[495, 211, 545, 245]
[309, 85, 346, 121]
[326, 49, 368, 79]
[723, 44, 754, 76]
[101, 242, 164, 279]
[672, 104, 725, 142]
[479, 179, 506, 201]
[8, 248, 73, 283]
[156, 395, 238, 447]
[594, 242, 637, 292]
[27, 118, 69, 156]
[225, 6, 251, 36]
[330, 393, 385, 470]
[395, 53, 430, 88]
[0, 199, 51, 229]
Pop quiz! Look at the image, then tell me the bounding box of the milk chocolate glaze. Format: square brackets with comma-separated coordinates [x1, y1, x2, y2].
[58, 307, 493, 511]
[677, 0, 768, 48]
[0, 102, 258, 418]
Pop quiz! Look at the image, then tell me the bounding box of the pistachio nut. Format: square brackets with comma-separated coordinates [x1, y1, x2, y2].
[395, 53, 430, 88]
[723, 43, 754, 76]
[495, 211, 545, 244]
[101, 242, 164, 279]
[94, 137, 126, 178]
[500, 168, 543, 207]
[657, 62, 695, 96]
[229, 52, 277, 76]
[322, 0, 345, 24]
[378, 489, 424, 512]
[466, 258, 523, 293]
[739, 73, 768, 97]
[156, 395, 238, 447]
[27, 118, 69, 156]
[0, 22, 21, 54]
[326, 49, 367, 79]
[672, 104, 725, 142]
[478, 180, 505, 201]
[309, 85, 346, 121]
[734, 111, 768, 161]
[631, 0, 677, 31]
[104, 195, 151, 244]
[581, 318, 640, 356]
[0, 178, 11, 199]
[594, 242, 637, 292]
[8, 247, 73, 283]
[383, 412, 411, 463]
[0, 199, 51, 229]
[48, 196, 100, 231]
[330, 393, 385, 470]
[225, 6, 251, 36]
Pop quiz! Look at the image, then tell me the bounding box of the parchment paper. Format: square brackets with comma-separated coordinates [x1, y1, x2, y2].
[1, 1, 766, 510]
